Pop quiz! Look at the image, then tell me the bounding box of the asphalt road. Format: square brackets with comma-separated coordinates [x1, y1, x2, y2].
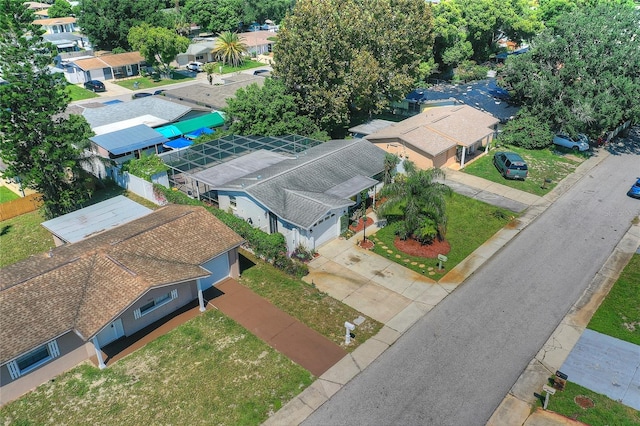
[305, 142, 640, 425]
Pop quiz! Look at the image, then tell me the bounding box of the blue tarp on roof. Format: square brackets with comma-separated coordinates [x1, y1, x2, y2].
[185, 127, 214, 139]
[90, 124, 168, 155]
[164, 137, 193, 150]
[156, 125, 182, 138]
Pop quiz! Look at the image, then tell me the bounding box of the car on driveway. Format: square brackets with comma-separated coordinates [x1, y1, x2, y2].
[627, 178, 640, 199]
[553, 133, 590, 151]
[493, 151, 528, 180]
[186, 62, 203, 72]
[84, 80, 105, 92]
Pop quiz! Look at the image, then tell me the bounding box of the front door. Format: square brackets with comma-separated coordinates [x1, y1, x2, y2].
[126, 65, 133, 76]
[96, 319, 125, 347]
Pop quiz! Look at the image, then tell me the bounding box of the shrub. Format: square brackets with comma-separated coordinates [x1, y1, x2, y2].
[122, 154, 168, 182]
[453, 60, 489, 83]
[499, 110, 553, 149]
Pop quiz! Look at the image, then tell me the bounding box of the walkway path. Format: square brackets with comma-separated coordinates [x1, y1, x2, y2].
[209, 280, 347, 377]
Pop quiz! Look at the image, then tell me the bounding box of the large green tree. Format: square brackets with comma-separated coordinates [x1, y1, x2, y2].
[128, 24, 189, 77]
[431, 0, 542, 66]
[224, 78, 326, 138]
[183, 0, 243, 34]
[46, 0, 74, 18]
[378, 162, 451, 244]
[500, 3, 640, 138]
[273, 0, 434, 135]
[0, 0, 94, 218]
[78, 0, 169, 50]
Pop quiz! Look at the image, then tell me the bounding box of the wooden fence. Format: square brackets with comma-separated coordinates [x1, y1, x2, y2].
[0, 194, 42, 221]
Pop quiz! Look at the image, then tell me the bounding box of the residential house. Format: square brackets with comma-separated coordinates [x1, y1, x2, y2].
[70, 51, 146, 83]
[176, 30, 275, 66]
[365, 105, 499, 169]
[33, 16, 76, 34]
[0, 204, 244, 406]
[192, 138, 386, 252]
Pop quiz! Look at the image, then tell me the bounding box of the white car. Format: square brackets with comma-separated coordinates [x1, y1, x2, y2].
[186, 62, 203, 72]
[552, 133, 590, 151]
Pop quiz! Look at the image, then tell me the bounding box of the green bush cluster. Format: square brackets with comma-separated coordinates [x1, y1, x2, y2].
[453, 60, 490, 83]
[156, 185, 308, 277]
[122, 155, 168, 182]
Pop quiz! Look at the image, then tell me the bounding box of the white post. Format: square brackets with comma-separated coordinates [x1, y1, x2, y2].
[345, 321, 355, 345]
[460, 146, 467, 168]
[198, 288, 206, 312]
[92, 337, 106, 369]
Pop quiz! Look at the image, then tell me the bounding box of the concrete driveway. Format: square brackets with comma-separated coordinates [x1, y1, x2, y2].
[304, 238, 451, 330]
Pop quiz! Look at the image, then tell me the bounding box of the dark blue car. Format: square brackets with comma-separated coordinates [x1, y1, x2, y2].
[627, 178, 640, 199]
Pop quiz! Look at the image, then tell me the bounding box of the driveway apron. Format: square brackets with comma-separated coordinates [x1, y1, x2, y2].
[209, 279, 346, 377]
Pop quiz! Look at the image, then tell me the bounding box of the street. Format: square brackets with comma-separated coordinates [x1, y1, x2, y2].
[305, 142, 640, 425]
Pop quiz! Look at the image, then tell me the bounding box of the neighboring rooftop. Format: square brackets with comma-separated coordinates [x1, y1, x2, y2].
[72, 51, 144, 71]
[41, 196, 153, 244]
[348, 119, 396, 137]
[366, 105, 499, 156]
[161, 74, 264, 110]
[90, 124, 168, 155]
[82, 97, 193, 129]
[0, 204, 244, 364]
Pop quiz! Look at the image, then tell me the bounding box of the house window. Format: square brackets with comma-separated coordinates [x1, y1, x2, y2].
[229, 195, 237, 208]
[134, 289, 178, 319]
[7, 341, 60, 380]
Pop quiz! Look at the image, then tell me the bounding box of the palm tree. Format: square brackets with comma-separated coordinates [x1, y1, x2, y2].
[377, 161, 451, 244]
[212, 32, 248, 68]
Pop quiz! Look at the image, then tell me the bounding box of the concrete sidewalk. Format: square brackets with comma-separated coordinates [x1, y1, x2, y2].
[264, 147, 640, 425]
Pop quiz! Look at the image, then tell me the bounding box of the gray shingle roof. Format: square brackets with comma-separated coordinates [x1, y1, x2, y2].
[0, 205, 244, 364]
[82, 97, 193, 128]
[221, 139, 386, 229]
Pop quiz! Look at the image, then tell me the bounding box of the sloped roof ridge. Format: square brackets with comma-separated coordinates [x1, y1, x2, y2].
[243, 139, 361, 189]
[1, 256, 80, 291]
[108, 209, 192, 246]
[70, 254, 99, 339]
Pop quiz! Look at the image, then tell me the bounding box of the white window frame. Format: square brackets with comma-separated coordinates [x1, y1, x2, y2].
[133, 289, 178, 319]
[6, 340, 60, 380]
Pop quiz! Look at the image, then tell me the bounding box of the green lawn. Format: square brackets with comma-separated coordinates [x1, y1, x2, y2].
[542, 381, 640, 425]
[587, 253, 640, 345]
[115, 71, 194, 90]
[461, 144, 585, 196]
[239, 251, 382, 351]
[66, 83, 99, 102]
[0, 210, 54, 268]
[0, 186, 20, 203]
[371, 192, 517, 281]
[0, 310, 313, 425]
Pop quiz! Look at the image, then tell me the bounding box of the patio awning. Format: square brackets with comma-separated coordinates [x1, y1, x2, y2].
[164, 137, 193, 150]
[155, 112, 225, 138]
[185, 127, 214, 139]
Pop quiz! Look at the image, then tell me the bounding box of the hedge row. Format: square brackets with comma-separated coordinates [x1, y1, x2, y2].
[157, 186, 309, 277]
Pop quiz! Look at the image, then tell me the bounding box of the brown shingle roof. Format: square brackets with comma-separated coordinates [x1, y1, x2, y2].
[73, 52, 145, 71]
[366, 105, 499, 156]
[0, 205, 244, 363]
[33, 16, 76, 26]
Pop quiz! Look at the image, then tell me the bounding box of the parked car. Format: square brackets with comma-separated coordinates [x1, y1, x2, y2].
[153, 89, 165, 95]
[493, 151, 528, 180]
[132, 92, 152, 99]
[627, 178, 640, 199]
[186, 62, 203, 72]
[84, 80, 105, 92]
[553, 133, 590, 151]
[253, 69, 270, 76]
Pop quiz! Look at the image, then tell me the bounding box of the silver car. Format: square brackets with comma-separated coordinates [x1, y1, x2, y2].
[552, 133, 590, 151]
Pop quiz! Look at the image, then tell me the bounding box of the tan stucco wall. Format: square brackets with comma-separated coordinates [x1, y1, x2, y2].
[0, 333, 90, 406]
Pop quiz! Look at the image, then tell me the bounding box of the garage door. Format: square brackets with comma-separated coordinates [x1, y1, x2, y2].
[199, 253, 230, 290]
